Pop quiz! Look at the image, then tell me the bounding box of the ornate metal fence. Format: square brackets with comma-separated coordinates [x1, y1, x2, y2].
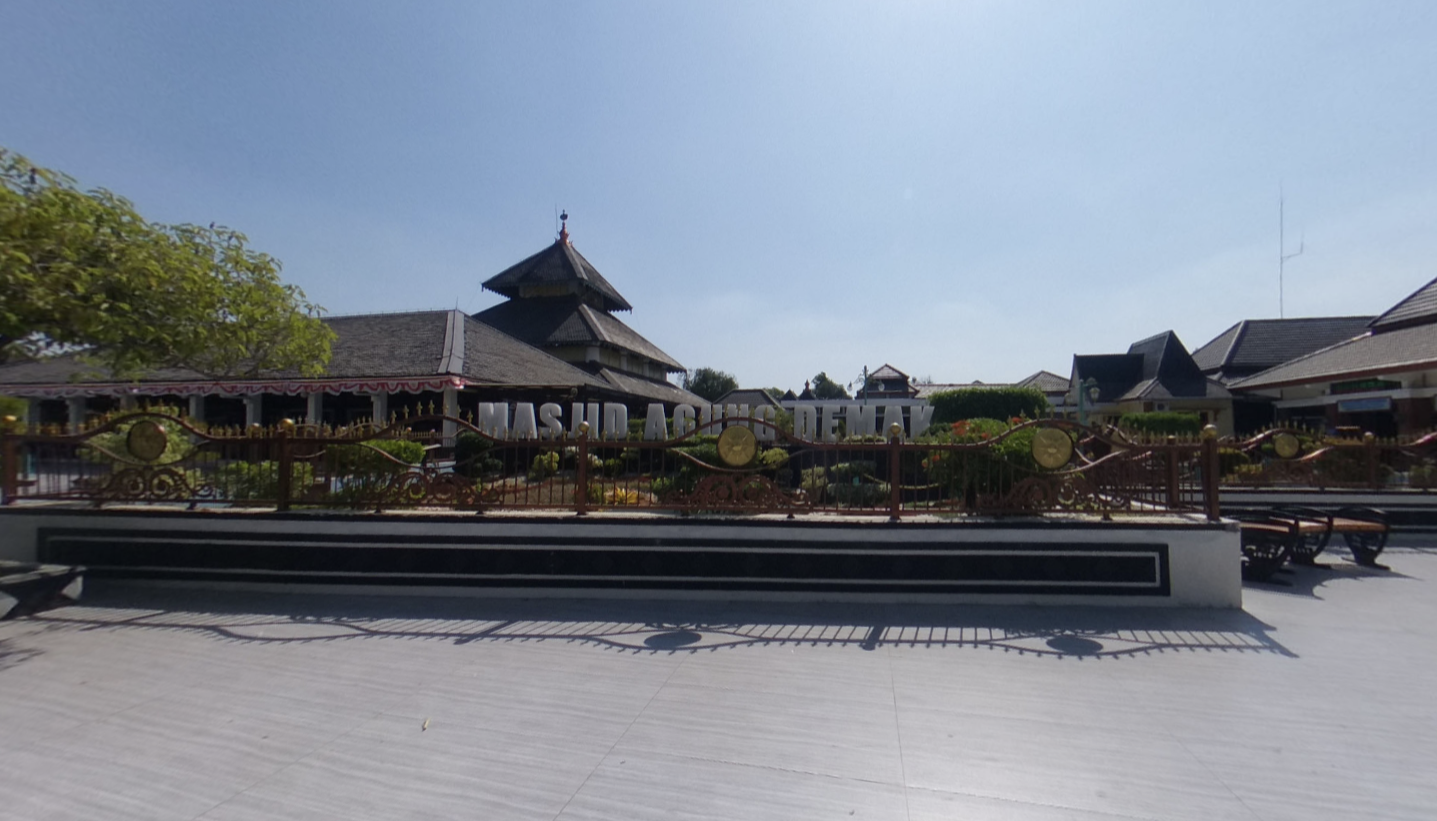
[1217, 428, 1437, 491]
[1, 412, 1225, 519]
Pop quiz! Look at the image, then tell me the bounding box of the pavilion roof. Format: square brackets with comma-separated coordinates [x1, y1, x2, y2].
[473, 297, 684, 372]
[481, 238, 633, 313]
[0, 311, 609, 397]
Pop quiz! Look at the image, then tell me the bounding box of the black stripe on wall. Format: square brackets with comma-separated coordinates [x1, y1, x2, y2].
[38, 527, 1171, 597]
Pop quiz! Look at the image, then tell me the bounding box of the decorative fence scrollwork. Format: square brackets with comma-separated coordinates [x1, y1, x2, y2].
[29, 410, 1437, 519]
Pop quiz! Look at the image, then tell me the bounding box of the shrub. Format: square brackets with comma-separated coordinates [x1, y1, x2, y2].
[603, 488, 644, 506]
[328, 439, 425, 474]
[325, 439, 426, 507]
[1118, 412, 1202, 436]
[1411, 462, 1435, 489]
[528, 450, 561, 481]
[454, 432, 503, 478]
[649, 475, 680, 499]
[801, 460, 888, 506]
[921, 418, 1040, 503]
[800, 466, 828, 497]
[759, 447, 789, 471]
[213, 460, 314, 502]
[927, 387, 1049, 425]
[1218, 447, 1249, 478]
[828, 480, 890, 506]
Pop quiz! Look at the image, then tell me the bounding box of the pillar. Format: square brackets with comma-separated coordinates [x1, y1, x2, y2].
[24, 398, 40, 428]
[442, 386, 459, 446]
[307, 392, 324, 426]
[369, 392, 389, 426]
[243, 395, 262, 428]
[188, 395, 205, 423]
[119, 394, 138, 411]
[66, 397, 86, 433]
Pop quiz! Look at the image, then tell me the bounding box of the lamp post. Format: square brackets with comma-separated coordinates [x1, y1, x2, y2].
[1076, 378, 1100, 427]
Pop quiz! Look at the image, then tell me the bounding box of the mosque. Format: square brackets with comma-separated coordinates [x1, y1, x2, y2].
[0, 216, 703, 430]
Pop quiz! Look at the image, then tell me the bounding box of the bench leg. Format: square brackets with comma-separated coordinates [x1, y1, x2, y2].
[1242, 534, 1293, 582]
[1289, 531, 1330, 565]
[1343, 532, 1389, 568]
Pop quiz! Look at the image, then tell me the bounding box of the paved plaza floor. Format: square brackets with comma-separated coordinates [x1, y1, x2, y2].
[2, 540, 1435, 821]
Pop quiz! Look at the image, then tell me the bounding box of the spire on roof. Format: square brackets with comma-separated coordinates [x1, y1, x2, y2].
[481, 218, 634, 312]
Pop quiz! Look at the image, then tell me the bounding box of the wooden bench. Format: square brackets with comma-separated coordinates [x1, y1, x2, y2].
[1271, 506, 1390, 568]
[1232, 514, 1300, 582]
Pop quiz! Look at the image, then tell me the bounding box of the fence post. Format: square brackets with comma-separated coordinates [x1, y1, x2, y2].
[1165, 435, 1180, 509]
[1364, 432, 1379, 490]
[276, 419, 293, 512]
[888, 423, 903, 522]
[1, 416, 17, 506]
[575, 421, 590, 516]
[1201, 425, 1220, 521]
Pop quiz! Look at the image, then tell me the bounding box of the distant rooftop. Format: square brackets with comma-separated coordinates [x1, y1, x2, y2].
[1191, 316, 1373, 382]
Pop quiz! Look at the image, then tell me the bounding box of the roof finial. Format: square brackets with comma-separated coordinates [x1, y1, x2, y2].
[558, 210, 569, 244]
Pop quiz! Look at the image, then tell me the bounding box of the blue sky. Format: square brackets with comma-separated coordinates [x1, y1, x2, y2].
[4, 1, 1435, 391]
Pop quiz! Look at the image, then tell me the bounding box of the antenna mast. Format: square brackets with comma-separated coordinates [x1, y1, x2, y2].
[1279, 188, 1304, 319]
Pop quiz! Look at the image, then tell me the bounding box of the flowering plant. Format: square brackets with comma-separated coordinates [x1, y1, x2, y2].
[921, 417, 1042, 505]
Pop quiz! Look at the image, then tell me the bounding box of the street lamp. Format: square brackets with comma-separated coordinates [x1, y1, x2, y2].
[1076, 378, 1100, 427]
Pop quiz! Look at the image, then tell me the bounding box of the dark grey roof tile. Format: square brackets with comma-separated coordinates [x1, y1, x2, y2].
[1231, 323, 1437, 390]
[459, 316, 607, 388]
[1192, 317, 1374, 376]
[473, 298, 684, 372]
[1370, 276, 1437, 331]
[714, 388, 782, 408]
[594, 367, 706, 405]
[481, 240, 633, 312]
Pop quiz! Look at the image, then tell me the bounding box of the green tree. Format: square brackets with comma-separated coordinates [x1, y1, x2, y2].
[683, 367, 738, 402]
[0, 148, 334, 377]
[810, 371, 850, 400]
[0, 395, 26, 420]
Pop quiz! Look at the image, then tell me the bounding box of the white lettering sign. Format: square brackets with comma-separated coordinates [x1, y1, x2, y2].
[539, 403, 563, 439]
[460, 400, 930, 442]
[512, 402, 538, 439]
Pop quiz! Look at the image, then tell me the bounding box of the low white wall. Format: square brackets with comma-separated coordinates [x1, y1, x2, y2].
[0, 508, 1242, 608]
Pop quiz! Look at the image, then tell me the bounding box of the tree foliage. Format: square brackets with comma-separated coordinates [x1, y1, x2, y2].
[810, 371, 850, 400]
[926, 386, 1049, 425]
[0, 148, 334, 377]
[683, 367, 738, 402]
[0, 395, 25, 420]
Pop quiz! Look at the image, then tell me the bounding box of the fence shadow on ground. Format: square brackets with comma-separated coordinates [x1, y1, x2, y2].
[21, 580, 1296, 660]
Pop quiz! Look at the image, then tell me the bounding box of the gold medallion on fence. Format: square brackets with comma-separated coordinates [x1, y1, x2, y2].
[1031, 427, 1073, 470]
[1273, 432, 1300, 459]
[126, 420, 169, 462]
[717, 425, 758, 468]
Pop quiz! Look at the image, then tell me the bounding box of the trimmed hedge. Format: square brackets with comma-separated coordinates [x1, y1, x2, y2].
[927, 387, 1049, 425]
[1117, 412, 1202, 436]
